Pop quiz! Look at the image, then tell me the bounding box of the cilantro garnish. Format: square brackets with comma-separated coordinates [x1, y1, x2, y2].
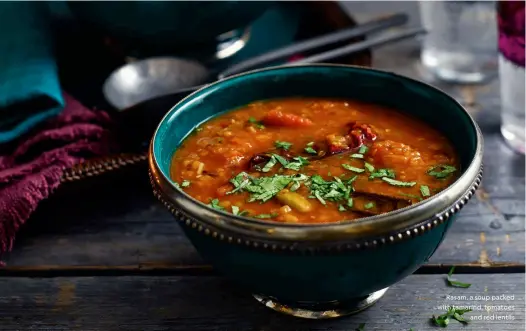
[208, 199, 225, 211]
[275, 141, 292, 151]
[364, 162, 375, 172]
[369, 168, 395, 180]
[231, 205, 249, 216]
[228, 172, 308, 203]
[382, 177, 416, 187]
[432, 306, 472, 327]
[399, 192, 422, 201]
[420, 185, 430, 197]
[261, 156, 278, 172]
[364, 201, 375, 209]
[248, 117, 265, 129]
[427, 164, 457, 179]
[308, 175, 355, 206]
[181, 180, 191, 188]
[342, 164, 365, 173]
[358, 145, 368, 154]
[446, 266, 471, 288]
[284, 156, 310, 171]
[350, 153, 364, 159]
[347, 198, 354, 208]
[338, 204, 346, 212]
[304, 146, 317, 154]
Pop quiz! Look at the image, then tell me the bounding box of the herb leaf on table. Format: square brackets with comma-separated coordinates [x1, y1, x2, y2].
[446, 266, 472, 288]
[432, 306, 472, 327]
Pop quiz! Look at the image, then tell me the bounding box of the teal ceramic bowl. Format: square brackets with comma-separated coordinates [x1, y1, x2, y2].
[149, 65, 483, 319]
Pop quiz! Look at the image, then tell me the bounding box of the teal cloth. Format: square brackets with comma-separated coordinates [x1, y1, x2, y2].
[0, 2, 64, 143]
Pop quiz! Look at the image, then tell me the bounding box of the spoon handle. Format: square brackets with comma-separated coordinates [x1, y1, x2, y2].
[217, 13, 409, 79]
[292, 27, 426, 65]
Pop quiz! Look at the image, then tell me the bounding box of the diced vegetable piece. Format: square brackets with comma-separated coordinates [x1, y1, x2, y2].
[276, 189, 313, 213]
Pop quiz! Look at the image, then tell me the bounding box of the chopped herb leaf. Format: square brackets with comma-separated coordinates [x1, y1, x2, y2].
[208, 199, 225, 211]
[364, 162, 375, 172]
[399, 192, 423, 201]
[261, 156, 278, 172]
[350, 153, 364, 159]
[228, 173, 308, 203]
[314, 190, 326, 205]
[364, 202, 375, 209]
[279, 156, 310, 171]
[273, 154, 289, 167]
[304, 146, 317, 154]
[274, 141, 292, 151]
[308, 175, 356, 207]
[338, 204, 346, 212]
[231, 205, 240, 215]
[248, 117, 265, 129]
[181, 180, 191, 188]
[255, 213, 278, 219]
[356, 323, 365, 331]
[306, 141, 314, 146]
[342, 164, 365, 173]
[427, 164, 457, 179]
[227, 172, 250, 194]
[420, 185, 431, 197]
[347, 198, 354, 208]
[432, 306, 472, 327]
[446, 266, 472, 288]
[272, 154, 309, 172]
[358, 145, 368, 154]
[369, 168, 395, 180]
[382, 177, 416, 187]
[173, 182, 180, 189]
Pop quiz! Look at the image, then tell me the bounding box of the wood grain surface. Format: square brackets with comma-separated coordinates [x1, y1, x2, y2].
[0, 274, 523, 330]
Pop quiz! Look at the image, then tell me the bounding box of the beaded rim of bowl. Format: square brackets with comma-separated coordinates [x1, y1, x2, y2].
[150, 164, 482, 252]
[148, 64, 484, 248]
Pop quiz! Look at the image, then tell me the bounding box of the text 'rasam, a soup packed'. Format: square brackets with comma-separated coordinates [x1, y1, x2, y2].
[170, 98, 459, 224]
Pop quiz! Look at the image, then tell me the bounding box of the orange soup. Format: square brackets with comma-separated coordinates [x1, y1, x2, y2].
[170, 98, 459, 224]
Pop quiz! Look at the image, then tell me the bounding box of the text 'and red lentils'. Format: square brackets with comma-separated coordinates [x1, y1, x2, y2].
[170, 98, 459, 224]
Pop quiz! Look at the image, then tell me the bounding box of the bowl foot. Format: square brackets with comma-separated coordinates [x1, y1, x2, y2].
[253, 287, 388, 319]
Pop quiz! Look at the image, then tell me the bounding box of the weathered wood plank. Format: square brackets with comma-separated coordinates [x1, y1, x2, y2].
[0, 274, 523, 330]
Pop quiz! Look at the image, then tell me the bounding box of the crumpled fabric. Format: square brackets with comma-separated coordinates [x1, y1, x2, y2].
[0, 93, 117, 260]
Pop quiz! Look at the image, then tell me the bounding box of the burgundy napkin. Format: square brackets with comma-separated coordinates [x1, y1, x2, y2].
[0, 93, 117, 259]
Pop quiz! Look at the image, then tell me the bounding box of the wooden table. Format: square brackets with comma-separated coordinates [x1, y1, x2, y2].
[1, 3, 524, 330]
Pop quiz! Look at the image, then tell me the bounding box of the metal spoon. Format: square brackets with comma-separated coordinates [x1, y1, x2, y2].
[104, 13, 409, 110]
